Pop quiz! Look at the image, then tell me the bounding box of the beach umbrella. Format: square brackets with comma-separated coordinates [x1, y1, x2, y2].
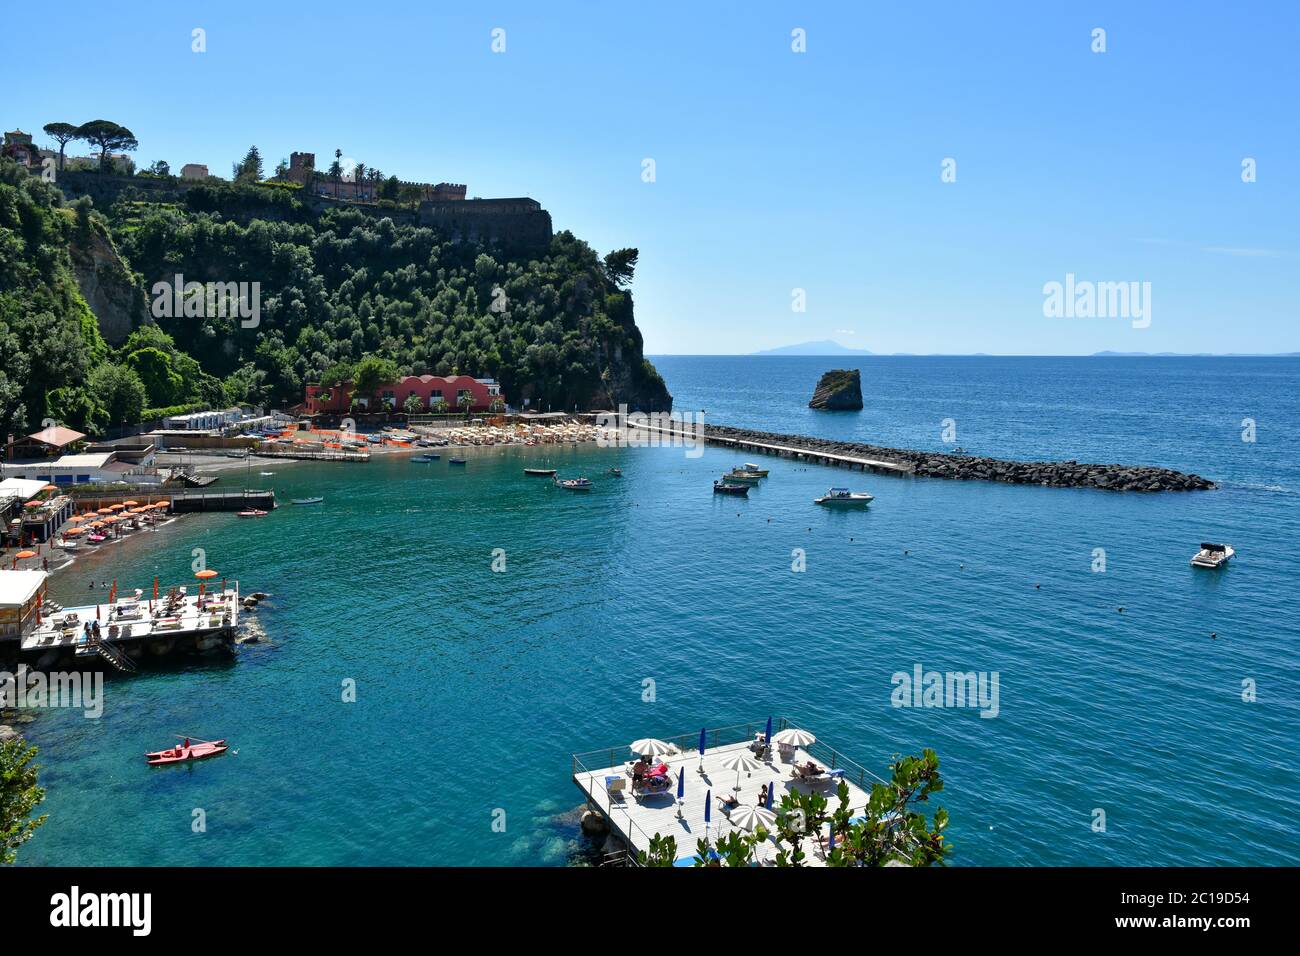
[772, 728, 817, 748]
[123, 500, 139, 506]
[196, 568, 218, 596]
[109, 503, 124, 511]
[728, 805, 776, 833]
[704, 789, 712, 831]
[40, 484, 58, 492]
[15, 550, 36, 560]
[630, 738, 672, 757]
[765, 716, 773, 744]
[721, 752, 762, 791]
[97, 508, 113, 515]
[828, 829, 837, 852]
[676, 767, 686, 818]
[765, 783, 774, 810]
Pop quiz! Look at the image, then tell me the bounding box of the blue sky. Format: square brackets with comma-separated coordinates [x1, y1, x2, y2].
[6, 1, 1297, 354]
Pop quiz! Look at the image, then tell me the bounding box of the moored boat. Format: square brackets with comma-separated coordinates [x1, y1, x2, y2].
[814, 487, 873, 506]
[608, 467, 623, 476]
[291, 497, 324, 505]
[409, 455, 436, 463]
[722, 471, 762, 484]
[740, 463, 770, 477]
[236, 509, 269, 518]
[524, 468, 557, 476]
[1190, 542, 1235, 568]
[554, 477, 592, 491]
[713, 480, 749, 496]
[449, 458, 467, 465]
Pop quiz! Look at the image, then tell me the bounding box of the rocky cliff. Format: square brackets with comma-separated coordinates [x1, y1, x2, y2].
[68, 223, 147, 346]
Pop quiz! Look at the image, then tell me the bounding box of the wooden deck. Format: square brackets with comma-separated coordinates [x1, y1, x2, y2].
[573, 726, 882, 866]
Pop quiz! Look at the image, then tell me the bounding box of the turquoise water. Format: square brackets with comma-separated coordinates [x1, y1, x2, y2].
[19, 357, 1300, 866]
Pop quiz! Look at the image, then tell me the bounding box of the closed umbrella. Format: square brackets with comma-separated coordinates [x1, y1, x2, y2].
[704, 789, 712, 839]
[676, 767, 685, 818]
[721, 752, 762, 791]
[765, 783, 774, 810]
[697, 727, 708, 773]
[764, 715, 773, 744]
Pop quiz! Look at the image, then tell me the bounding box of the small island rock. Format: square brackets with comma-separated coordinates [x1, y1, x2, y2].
[809, 369, 864, 410]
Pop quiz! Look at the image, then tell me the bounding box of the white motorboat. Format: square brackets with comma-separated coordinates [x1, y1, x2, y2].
[1190, 542, 1234, 568]
[814, 487, 874, 506]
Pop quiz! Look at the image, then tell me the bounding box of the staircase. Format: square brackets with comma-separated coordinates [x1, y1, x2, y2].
[93, 639, 137, 673]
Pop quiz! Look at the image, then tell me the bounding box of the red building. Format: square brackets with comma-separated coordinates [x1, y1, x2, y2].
[304, 375, 503, 414]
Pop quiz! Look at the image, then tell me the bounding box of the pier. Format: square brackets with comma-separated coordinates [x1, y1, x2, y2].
[167, 490, 277, 512]
[20, 584, 241, 671]
[572, 718, 884, 867]
[253, 448, 370, 462]
[625, 420, 1213, 491]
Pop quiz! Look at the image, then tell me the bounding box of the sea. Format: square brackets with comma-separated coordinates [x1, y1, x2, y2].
[16, 355, 1300, 866]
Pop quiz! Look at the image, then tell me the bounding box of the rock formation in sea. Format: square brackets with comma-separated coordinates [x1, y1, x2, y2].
[808, 369, 864, 410]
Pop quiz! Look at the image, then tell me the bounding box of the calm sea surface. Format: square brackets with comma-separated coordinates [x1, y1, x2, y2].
[19, 356, 1300, 866]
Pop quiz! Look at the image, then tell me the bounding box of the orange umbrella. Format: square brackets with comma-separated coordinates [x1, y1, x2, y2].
[97, 508, 113, 515]
[15, 550, 36, 559]
[63, 527, 85, 537]
[195, 569, 219, 579]
[123, 500, 139, 506]
[68, 515, 86, 523]
[109, 503, 125, 511]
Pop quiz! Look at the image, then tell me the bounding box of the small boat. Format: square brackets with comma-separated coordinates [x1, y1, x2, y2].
[409, 455, 436, 463]
[236, 509, 269, 518]
[722, 471, 762, 484]
[554, 477, 593, 491]
[259, 471, 275, 476]
[815, 487, 873, 506]
[1190, 542, 1235, 568]
[145, 738, 228, 766]
[713, 480, 749, 496]
[292, 497, 324, 505]
[608, 468, 623, 477]
[740, 463, 770, 477]
[87, 534, 107, 543]
[449, 458, 467, 465]
[524, 468, 557, 476]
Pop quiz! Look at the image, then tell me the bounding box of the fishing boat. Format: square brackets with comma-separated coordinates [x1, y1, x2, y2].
[1190, 542, 1235, 568]
[449, 458, 468, 465]
[145, 738, 228, 766]
[722, 471, 762, 484]
[740, 463, 770, 477]
[236, 509, 269, 518]
[713, 480, 749, 496]
[291, 497, 324, 505]
[409, 455, 436, 463]
[524, 468, 557, 476]
[554, 477, 593, 491]
[608, 468, 623, 477]
[814, 487, 873, 506]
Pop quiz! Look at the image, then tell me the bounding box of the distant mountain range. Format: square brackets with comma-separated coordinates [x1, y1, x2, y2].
[752, 340, 874, 356]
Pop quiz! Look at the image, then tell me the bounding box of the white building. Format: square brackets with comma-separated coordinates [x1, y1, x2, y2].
[0, 451, 152, 485]
[161, 408, 243, 431]
[0, 569, 48, 642]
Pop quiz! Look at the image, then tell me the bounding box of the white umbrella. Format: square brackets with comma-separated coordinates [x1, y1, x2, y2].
[772, 728, 817, 748]
[721, 751, 762, 791]
[728, 804, 777, 832]
[630, 738, 673, 757]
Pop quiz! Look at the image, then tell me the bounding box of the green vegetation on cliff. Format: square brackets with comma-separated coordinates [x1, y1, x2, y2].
[0, 161, 671, 435]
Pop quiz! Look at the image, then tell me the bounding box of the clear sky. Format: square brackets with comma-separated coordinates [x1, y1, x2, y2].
[6, 1, 1297, 354]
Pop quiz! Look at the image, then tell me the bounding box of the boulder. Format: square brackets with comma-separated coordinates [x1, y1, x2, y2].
[808, 369, 864, 410]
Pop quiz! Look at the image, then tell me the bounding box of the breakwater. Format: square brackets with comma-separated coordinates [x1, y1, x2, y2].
[630, 420, 1214, 491]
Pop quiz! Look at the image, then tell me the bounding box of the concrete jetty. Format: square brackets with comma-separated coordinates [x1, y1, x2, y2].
[628, 421, 1214, 491]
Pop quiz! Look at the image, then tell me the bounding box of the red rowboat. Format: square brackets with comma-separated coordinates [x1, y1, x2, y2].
[145, 738, 228, 766]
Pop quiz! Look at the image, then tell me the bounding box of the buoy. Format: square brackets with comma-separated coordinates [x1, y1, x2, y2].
[1118, 607, 1124, 613]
